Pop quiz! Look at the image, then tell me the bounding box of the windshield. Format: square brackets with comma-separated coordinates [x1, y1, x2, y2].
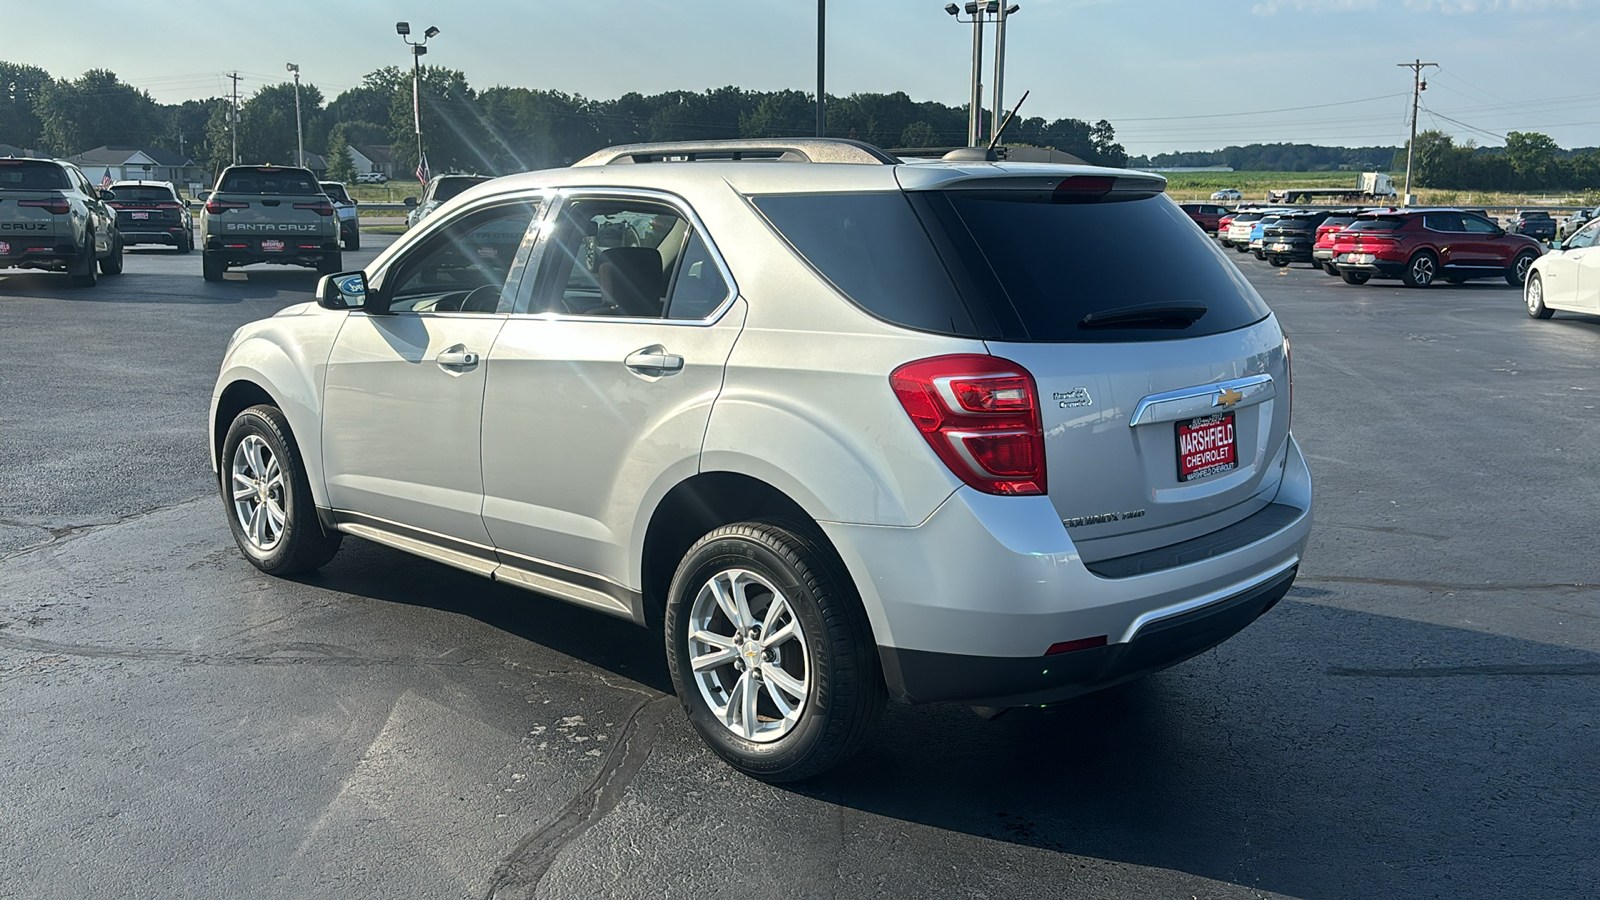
[434, 176, 491, 203]
[218, 167, 320, 195]
[0, 160, 68, 190]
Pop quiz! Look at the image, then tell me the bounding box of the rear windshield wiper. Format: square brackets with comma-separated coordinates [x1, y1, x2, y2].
[1079, 301, 1208, 330]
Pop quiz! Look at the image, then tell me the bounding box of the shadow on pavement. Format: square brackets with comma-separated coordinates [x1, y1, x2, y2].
[0, 268, 322, 303]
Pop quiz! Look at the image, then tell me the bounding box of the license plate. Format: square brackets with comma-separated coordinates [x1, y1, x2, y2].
[1347, 253, 1374, 264]
[0, 241, 9, 255]
[261, 239, 285, 252]
[1271, 242, 1291, 251]
[131, 211, 149, 219]
[1176, 412, 1237, 482]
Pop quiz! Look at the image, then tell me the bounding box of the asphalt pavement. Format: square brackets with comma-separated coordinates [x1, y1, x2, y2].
[2, 234, 1597, 899]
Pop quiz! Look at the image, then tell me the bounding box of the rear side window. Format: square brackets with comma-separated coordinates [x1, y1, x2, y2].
[0, 161, 68, 190]
[219, 168, 319, 195]
[434, 177, 491, 203]
[320, 184, 352, 204]
[752, 192, 980, 336]
[928, 191, 1270, 343]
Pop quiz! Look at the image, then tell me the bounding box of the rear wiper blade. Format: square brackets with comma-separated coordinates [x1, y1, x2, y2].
[1078, 301, 1208, 330]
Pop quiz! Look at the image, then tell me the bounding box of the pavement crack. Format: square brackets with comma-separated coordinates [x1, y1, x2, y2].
[1328, 663, 1600, 678]
[482, 694, 673, 900]
[1299, 574, 1597, 595]
[0, 632, 495, 670]
[0, 495, 212, 561]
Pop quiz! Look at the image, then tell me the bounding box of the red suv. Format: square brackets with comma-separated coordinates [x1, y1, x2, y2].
[1331, 210, 1543, 288]
[1180, 202, 1228, 234]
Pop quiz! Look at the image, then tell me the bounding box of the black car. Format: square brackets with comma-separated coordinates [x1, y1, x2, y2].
[107, 181, 192, 252]
[1509, 210, 1556, 240]
[1262, 211, 1334, 268]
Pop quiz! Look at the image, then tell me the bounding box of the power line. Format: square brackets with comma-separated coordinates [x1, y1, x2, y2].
[1112, 93, 1408, 123]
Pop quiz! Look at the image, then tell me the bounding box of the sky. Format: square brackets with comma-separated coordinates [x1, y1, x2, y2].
[5, 0, 1598, 156]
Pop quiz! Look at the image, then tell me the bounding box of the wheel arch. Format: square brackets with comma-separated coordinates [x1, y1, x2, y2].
[210, 336, 332, 509]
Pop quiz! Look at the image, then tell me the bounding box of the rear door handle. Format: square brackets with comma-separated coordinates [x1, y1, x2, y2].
[624, 349, 684, 373]
[437, 347, 480, 368]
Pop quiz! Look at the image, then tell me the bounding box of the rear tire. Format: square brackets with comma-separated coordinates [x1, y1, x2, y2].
[178, 230, 192, 254]
[202, 251, 224, 282]
[220, 404, 343, 575]
[1322, 261, 1339, 276]
[1402, 252, 1437, 288]
[344, 228, 360, 251]
[68, 233, 97, 287]
[99, 232, 124, 275]
[1507, 251, 1537, 287]
[1234, 243, 1249, 253]
[1268, 256, 1289, 268]
[1445, 276, 1468, 285]
[665, 520, 884, 783]
[1252, 249, 1265, 260]
[1526, 272, 1553, 319]
[1341, 270, 1370, 285]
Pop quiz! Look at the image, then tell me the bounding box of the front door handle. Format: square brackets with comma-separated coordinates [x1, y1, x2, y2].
[437, 347, 480, 368]
[624, 349, 684, 373]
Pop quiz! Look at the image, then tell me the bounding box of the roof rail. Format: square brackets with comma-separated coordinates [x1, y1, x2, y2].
[572, 138, 897, 167]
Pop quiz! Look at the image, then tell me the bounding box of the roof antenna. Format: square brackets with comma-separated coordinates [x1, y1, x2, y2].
[987, 89, 1030, 152]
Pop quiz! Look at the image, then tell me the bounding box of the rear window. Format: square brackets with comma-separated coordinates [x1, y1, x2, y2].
[0, 160, 68, 190]
[434, 176, 491, 203]
[110, 186, 178, 203]
[218, 167, 319, 195]
[1520, 211, 1551, 218]
[1348, 216, 1407, 232]
[753, 190, 1271, 343]
[320, 183, 352, 204]
[1322, 216, 1357, 228]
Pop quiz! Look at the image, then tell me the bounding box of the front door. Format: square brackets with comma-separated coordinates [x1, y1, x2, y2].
[321, 197, 543, 554]
[479, 193, 744, 596]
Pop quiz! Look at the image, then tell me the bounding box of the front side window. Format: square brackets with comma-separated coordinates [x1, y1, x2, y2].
[1569, 220, 1600, 249]
[383, 199, 542, 314]
[1458, 215, 1500, 235]
[1424, 213, 1465, 232]
[532, 196, 728, 320]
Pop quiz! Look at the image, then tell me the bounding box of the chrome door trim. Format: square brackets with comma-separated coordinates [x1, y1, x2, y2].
[332, 509, 499, 577]
[1118, 555, 1300, 645]
[510, 186, 739, 324]
[1129, 374, 1275, 427]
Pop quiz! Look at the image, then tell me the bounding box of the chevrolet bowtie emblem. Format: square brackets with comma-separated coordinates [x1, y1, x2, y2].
[1214, 387, 1244, 408]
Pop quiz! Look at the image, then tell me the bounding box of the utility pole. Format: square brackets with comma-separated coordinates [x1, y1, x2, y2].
[991, 3, 1018, 145]
[968, 3, 986, 147]
[1398, 58, 1437, 208]
[286, 63, 303, 168]
[816, 0, 826, 137]
[228, 72, 241, 164]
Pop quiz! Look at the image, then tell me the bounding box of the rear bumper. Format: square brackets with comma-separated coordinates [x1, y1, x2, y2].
[120, 227, 187, 246]
[1313, 248, 1335, 262]
[1333, 254, 1405, 277]
[823, 434, 1314, 707]
[1264, 239, 1314, 261]
[204, 236, 338, 266]
[0, 240, 79, 268]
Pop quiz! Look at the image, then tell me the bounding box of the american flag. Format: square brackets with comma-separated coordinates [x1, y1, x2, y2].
[100, 170, 113, 188]
[415, 154, 430, 184]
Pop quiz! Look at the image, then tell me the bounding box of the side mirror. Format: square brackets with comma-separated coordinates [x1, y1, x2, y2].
[317, 270, 370, 311]
[97, 188, 116, 201]
[1551, 238, 1564, 251]
[197, 190, 212, 203]
[403, 196, 418, 209]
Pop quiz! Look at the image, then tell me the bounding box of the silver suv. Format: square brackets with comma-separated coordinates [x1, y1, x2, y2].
[210, 139, 1312, 781]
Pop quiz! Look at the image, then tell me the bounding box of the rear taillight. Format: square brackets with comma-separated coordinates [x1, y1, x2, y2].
[293, 200, 335, 216]
[206, 199, 248, 213]
[157, 202, 181, 210]
[890, 354, 1046, 496]
[19, 198, 69, 214]
[1283, 335, 1293, 429]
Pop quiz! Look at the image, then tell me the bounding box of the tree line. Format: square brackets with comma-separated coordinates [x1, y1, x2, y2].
[1408, 130, 1600, 194]
[1130, 143, 1403, 172]
[1, 60, 1129, 180]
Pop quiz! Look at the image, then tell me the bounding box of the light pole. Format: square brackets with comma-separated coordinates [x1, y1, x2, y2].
[945, 2, 998, 147]
[285, 63, 303, 168]
[397, 22, 440, 182]
[816, 0, 825, 137]
[991, 4, 1018, 146]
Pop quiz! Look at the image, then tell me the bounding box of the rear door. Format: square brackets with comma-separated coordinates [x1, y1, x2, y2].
[321, 196, 543, 556]
[479, 191, 744, 596]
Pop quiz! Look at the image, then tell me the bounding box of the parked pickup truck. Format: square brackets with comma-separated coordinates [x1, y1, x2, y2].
[1268, 173, 1399, 205]
[0, 157, 123, 286]
[200, 165, 341, 282]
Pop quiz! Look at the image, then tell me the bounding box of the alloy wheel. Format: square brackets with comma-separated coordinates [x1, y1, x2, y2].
[230, 434, 286, 551]
[1528, 276, 1544, 315]
[686, 568, 810, 743]
[1514, 254, 1534, 283]
[1411, 256, 1435, 286]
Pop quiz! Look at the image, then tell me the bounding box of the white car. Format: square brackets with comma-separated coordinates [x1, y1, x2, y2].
[1211, 188, 1243, 201]
[1525, 217, 1600, 318]
[354, 172, 388, 184]
[209, 138, 1312, 781]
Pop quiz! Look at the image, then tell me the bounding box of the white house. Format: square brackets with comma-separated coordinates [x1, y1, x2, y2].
[61, 146, 206, 188]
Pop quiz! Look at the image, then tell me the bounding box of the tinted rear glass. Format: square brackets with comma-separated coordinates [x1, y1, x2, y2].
[1348, 217, 1407, 231]
[218, 167, 319, 195]
[320, 183, 352, 204]
[1322, 216, 1357, 228]
[1519, 211, 1551, 218]
[111, 186, 177, 203]
[931, 192, 1270, 342]
[0, 161, 68, 190]
[434, 176, 491, 203]
[751, 192, 979, 336]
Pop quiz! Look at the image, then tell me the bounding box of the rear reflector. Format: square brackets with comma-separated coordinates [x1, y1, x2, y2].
[1046, 635, 1108, 656]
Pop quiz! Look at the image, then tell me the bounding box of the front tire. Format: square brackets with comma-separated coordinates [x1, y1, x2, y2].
[221, 404, 342, 575]
[1526, 272, 1553, 319]
[1507, 251, 1537, 287]
[665, 521, 884, 783]
[1402, 252, 1437, 288]
[1341, 270, 1371, 285]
